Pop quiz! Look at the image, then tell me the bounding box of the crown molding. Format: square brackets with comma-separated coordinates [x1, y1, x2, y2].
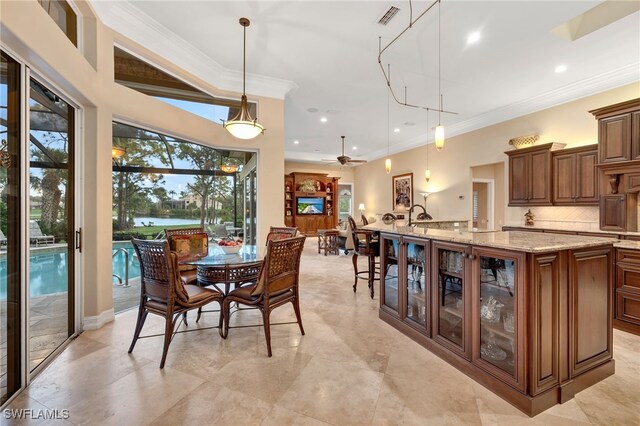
[358, 63, 640, 163]
[91, 1, 297, 100]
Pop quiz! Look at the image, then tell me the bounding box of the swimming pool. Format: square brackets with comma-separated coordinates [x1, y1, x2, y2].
[0, 243, 141, 299]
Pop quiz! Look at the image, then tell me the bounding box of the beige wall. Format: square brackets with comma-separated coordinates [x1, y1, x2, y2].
[355, 83, 640, 224]
[472, 182, 489, 229]
[1, 1, 285, 327]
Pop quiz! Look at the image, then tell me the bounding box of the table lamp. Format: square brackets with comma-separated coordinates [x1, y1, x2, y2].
[358, 203, 365, 214]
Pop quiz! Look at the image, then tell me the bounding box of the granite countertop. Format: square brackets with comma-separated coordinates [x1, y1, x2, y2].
[614, 240, 640, 250]
[503, 223, 640, 237]
[364, 222, 618, 253]
[412, 219, 469, 223]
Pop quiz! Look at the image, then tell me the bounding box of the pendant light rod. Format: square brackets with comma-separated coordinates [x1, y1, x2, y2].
[438, 1, 442, 125]
[242, 17, 247, 95]
[377, 0, 457, 115]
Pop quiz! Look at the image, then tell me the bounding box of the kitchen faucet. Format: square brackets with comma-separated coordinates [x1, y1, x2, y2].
[408, 204, 433, 227]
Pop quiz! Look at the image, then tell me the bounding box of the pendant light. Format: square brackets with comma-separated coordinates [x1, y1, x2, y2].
[111, 146, 125, 159]
[434, 1, 445, 151]
[425, 109, 431, 183]
[385, 83, 392, 174]
[223, 18, 265, 140]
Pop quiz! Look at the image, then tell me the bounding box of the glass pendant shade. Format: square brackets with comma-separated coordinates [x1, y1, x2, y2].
[385, 158, 391, 174]
[220, 164, 238, 173]
[224, 95, 265, 140]
[435, 125, 445, 150]
[425, 169, 431, 182]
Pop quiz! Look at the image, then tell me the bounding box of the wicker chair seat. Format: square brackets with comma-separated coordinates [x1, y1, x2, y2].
[227, 284, 293, 303]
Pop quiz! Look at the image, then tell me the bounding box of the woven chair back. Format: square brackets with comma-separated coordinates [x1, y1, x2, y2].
[251, 235, 306, 296]
[131, 238, 188, 304]
[165, 227, 204, 239]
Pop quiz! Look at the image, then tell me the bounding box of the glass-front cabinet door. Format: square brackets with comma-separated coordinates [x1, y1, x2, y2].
[472, 247, 525, 391]
[432, 241, 470, 359]
[380, 233, 401, 317]
[403, 237, 429, 334]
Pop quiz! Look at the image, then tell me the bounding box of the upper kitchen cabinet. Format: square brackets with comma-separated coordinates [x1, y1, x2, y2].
[552, 145, 599, 205]
[590, 99, 640, 164]
[506, 143, 565, 206]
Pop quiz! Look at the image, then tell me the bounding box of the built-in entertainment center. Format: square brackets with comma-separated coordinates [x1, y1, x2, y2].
[285, 172, 340, 235]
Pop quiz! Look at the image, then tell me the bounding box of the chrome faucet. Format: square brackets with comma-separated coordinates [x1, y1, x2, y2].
[408, 204, 433, 227]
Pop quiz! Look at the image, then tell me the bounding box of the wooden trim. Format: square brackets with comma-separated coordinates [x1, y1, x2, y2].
[567, 247, 614, 378]
[589, 98, 640, 119]
[529, 253, 561, 395]
[504, 142, 566, 157]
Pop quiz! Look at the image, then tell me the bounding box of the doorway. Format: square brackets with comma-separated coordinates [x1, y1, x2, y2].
[472, 179, 494, 230]
[338, 183, 353, 223]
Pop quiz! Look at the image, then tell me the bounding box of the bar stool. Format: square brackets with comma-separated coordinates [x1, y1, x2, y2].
[347, 216, 379, 298]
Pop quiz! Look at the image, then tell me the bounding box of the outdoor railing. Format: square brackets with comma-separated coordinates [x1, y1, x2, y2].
[112, 248, 130, 287]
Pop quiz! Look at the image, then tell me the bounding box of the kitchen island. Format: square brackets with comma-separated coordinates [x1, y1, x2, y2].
[364, 222, 617, 416]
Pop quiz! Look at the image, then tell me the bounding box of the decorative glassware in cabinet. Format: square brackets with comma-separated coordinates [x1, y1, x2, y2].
[406, 241, 427, 326]
[479, 256, 516, 376]
[382, 238, 400, 312]
[437, 248, 465, 347]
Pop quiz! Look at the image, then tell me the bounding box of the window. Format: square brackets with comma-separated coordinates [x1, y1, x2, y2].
[338, 185, 353, 222]
[113, 47, 256, 125]
[37, 0, 77, 46]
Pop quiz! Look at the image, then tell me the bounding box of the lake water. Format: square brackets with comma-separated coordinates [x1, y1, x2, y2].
[132, 217, 200, 227]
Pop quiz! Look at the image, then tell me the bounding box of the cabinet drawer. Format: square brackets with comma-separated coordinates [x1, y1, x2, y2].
[616, 291, 640, 326]
[627, 173, 640, 193]
[616, 248, 640, 263]
[617, 262, 640, 293]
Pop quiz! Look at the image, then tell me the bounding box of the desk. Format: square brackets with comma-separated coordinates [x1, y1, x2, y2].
[180, 245, 262, 295]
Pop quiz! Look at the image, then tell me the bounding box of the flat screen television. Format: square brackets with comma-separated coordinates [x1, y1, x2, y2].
[297, 197, 324, 215]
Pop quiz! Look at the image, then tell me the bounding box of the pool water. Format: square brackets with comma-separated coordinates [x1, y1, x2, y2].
[0, 244, 141, 299]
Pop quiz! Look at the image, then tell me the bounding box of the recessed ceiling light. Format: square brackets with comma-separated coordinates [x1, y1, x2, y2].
[555, 65, 567, 73]
[320, 117, 328, 123]
[352, 146, 357, 150]
[394, 128, 400, 133]
[467, 31, 481, 44]
[293, 140, 299, 144]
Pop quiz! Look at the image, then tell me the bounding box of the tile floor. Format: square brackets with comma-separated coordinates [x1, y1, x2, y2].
[4, 238, 640, 425]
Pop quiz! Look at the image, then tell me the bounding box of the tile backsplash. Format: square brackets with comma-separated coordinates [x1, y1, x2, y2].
[515, 206, 600, 231]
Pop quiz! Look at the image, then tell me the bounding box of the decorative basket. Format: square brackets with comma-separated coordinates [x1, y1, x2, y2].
[508, 135, 539, 149]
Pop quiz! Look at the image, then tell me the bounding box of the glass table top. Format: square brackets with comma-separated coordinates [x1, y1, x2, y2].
[180, 245, 262, 267]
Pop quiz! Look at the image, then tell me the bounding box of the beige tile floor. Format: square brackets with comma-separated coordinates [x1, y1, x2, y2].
[5, 238, 640, 425]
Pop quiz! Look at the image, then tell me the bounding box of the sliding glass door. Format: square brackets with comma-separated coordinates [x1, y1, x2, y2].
[28, 77, 75, 372]
[0, 50, 22, 405]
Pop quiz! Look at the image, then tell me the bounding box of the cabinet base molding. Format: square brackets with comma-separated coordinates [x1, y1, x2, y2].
[380, 308, 614, 417]
[613, 318, 640, 336]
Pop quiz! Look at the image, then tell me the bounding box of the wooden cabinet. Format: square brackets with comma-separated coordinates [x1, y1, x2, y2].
[506, 143, 564, 206]
[378, 232, 614, 416]
[471, 247, 526, 392]
[379, 234, 432, 337]
[615, 248, 640, 335]
[552, 145, 598, 205]
[599, 193, 637, 232]
[599, 114, 631, 163]
[432, 241, 471, 359]
[284, 172, 339, 235]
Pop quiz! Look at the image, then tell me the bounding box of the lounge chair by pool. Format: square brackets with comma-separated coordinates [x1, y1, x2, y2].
[0, 228, 6, 246]
[29, 220, 55, 246]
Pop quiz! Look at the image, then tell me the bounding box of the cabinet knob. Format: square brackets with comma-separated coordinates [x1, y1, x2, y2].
[620, 196, 625, 202]
[467, 254, 476, 260]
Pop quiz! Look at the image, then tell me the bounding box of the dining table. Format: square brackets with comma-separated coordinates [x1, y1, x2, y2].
[179, 244, 263, 296]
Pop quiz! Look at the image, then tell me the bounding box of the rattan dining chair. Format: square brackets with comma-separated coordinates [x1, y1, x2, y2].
[269, 226, 298, 236]
[220, 235, 306, 357]
[129, 238, 223, 368]
[165, 227, 205, 285]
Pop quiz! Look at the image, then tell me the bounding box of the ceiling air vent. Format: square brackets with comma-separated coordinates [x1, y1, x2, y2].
[377, 6, 400, 25]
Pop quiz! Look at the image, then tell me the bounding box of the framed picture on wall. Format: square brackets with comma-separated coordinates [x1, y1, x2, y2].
[392, 172, 413, 211]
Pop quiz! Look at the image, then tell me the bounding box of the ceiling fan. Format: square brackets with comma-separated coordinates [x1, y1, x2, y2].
[322, 136, 367, 165]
